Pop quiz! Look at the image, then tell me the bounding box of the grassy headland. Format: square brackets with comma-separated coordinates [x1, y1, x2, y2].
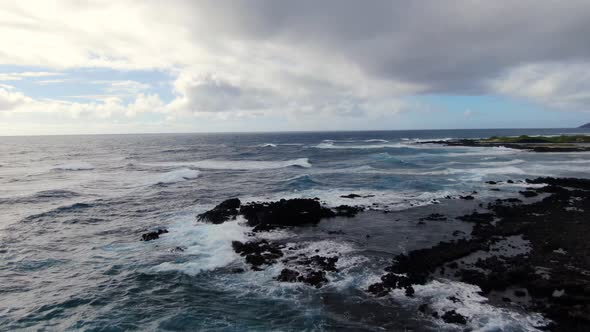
[482, 135, 590, 144]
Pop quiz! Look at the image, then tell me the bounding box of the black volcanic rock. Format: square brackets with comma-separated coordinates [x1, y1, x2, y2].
[368, 176, 590, 331]
[232, 240, 283, 268]
[197, 198, 241, 224]
[141, 228, 168, 241]
[340, 193, 362, 199]
[456, 212, 494, 223]
[420, 213, 447, 221]
[519, 190, 538, 198]
[441, 310, 467, 325]
[240, 198, 335, 231]
[298, 270, 328, 288]
[277, 268, 300, 282]
[298, 255, 338, 272]
[333, 205, 364, 217]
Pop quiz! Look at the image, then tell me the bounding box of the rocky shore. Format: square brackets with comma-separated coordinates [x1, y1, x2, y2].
[146, 176, 590, 330]
[419, 137, 590, 153]
[368, 177, 590, 331]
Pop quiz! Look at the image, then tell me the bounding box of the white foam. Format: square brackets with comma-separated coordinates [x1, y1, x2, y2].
[314, 142, 409, 149]
[144, 158, 311, 170]
[364, 139, 389, 143]
[479, 159, 526, 167]
[259, 143, 277, 148]
[441, 146, 523, 157]
[525, 163, 590, 175]
[153, 217, 250, 275]
[243, 188, 454, 211]
[52, 162, 95, 171]
[545, 159, 590, 164]
[456, 166, 525, 181]
[402, 137, 453, 143]
[336, 165, 525, 180]
[153, 168, 200, 184]
[155, 217, 370, 298]
[391, 279, 550, 331]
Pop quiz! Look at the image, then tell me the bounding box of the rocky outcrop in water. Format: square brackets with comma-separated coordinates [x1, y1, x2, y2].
[232, 240, 284, 269]
[141, 228, 168, 241]
[240, 198, 336, 231]
[197, 198, 241, 224]
[197, 198, 363, 231]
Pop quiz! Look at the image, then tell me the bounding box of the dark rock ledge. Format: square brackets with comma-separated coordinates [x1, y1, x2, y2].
[418, 138, 590, 153]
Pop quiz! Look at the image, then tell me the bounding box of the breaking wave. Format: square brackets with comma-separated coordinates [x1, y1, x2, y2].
[153, 168, 200, 185]
[144, 158, 312, 170]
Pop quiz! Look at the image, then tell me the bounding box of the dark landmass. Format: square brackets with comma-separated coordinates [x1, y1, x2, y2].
[482, 135, 590, 144]
[420, 135, 590, 152]
[579, 123, 590, 128]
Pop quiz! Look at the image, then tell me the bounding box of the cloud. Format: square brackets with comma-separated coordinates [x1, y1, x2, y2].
[490, 62, 590, 112]
[3, 1, 589, 93]
[168, 73, 279, 113]
[126, 93, 165, 117]
[0, 71, 64, 81]
[0, 86, 166, 119]
[92, 80, 151, 95]
[35, 79, 71, 85]
[168, 0, 590, 95]
[1, 0, 590, 134]
[0, 88, 33, 110]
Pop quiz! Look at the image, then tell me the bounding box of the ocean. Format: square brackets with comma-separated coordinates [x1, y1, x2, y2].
[1, 128, 589, 331]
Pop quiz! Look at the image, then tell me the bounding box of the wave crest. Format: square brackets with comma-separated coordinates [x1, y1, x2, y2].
[52, 162, 94, 171]
[145, 158, 312, 170]
[154, 168, 200, 185]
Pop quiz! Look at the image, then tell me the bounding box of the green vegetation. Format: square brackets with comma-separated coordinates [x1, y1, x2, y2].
[482, 135, 590, 144]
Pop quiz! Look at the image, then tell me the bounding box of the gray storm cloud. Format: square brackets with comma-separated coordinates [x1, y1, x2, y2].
[176, 0, 590, 95]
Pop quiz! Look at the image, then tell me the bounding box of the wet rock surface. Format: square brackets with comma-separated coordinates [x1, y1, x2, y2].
[232, 240, 284, 269]
[368, 177, 590, 331]
[141, 228, 168, 241]
[197, 198, 364, 231]
[441, 310, 467, 325]
[419, 213, 447, 221]
[333, 205, 364, 217]
[276, 268, 328, 288]
[240, 198, 336, 231]
[455, 211, 494, 223]
[519, 190, 538, 198]
[196, 198, 241, 224]
[231, 237, 339, 288]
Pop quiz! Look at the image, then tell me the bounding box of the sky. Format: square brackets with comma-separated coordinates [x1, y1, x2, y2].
[1, 1, 590, 135]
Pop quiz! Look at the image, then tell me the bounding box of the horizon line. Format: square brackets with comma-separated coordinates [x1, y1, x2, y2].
[0, 126, 587, 138]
